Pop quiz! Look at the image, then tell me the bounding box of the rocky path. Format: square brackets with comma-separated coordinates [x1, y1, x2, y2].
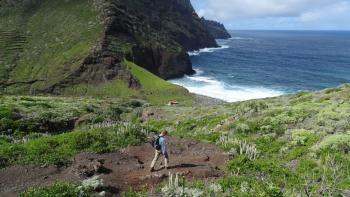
[0, 137, 229, 196]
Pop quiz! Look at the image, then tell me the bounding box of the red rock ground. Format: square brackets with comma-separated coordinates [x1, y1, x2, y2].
[0, 137, 229, 196]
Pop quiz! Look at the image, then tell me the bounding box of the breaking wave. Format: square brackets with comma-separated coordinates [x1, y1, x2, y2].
[169, 70, 284, 102]
[187, 45, 229, 56]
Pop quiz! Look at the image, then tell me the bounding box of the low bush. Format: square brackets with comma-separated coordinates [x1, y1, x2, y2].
[122, 190, 146, 197]
[227, 155, 294, 185]
[20, 182, 88, 197]
[325, 87, 343, 94]
[290, 129, 318, 146]
[218, 176, 283, 197]
[0, 123, 147, 168]
[0, 96, 134, 135]
[255, 135, 286, 155]
[316, 133, 350, 153]
[20, 176, 105, 197]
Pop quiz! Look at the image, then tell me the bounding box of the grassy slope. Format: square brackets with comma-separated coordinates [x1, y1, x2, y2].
[0, 0, 193, 105]
[126, 61, 193, 105]
[145, 84, 350, 195]
[0, 0, 103, 92]
[1, 2, 348, 192]
[1, 84, 350, 196]
[0, 124, 146, 168]
[61, 61, 193, 105]
[0, 95, 147, 168]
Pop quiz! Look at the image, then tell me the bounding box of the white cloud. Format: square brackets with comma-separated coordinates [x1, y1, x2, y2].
[300, 1, 350, 23]
[193, 0, 350, 29]
[199, 0, 345, 19]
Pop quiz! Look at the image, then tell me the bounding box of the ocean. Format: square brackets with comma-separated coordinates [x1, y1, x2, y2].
[169, 30, 350, 102]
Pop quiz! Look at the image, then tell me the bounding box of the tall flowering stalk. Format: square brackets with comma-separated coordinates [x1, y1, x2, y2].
[217, 135, 259, 160]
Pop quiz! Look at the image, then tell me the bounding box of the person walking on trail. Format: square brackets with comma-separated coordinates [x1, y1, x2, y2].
[150, 130, 169, 172]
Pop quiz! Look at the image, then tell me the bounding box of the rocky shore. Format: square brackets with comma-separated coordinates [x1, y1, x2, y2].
[192, 93, 227, 106]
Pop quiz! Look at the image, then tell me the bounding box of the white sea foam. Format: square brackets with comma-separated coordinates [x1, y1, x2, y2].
[193, 68, 204, 75]
[230, 37, 252, 40]
[170, 74, 283, 102]
[187, 76, 221, 85]
[179, 36, 282, 102]
[187, 45, 229, 56]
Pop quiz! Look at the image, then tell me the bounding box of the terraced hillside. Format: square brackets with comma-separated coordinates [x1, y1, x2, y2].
[0, 0, 105, 93]
[0, 30, 26, 83]
[0, 0, 223, 104]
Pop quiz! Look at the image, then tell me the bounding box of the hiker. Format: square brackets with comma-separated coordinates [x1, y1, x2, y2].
[150, 130, 169, 172]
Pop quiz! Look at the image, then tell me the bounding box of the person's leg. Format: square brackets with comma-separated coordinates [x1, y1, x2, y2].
[150, 150, 160, 171]
[164, 152, 169, 168]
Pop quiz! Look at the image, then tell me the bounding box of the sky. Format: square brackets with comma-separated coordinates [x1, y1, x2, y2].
[191, 0, 350, 30]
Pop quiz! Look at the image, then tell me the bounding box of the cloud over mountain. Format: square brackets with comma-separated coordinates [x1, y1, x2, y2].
[192, 0, 350, 29]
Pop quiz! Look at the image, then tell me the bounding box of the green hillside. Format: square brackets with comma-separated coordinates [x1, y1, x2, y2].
[1, 84, 349, 196]
[1, 1, 349, 196]
[0, 0, 104, 93]
[61, 61, 193, 105]
[0, 0, 193, 105]
[145, 84, 350, 196]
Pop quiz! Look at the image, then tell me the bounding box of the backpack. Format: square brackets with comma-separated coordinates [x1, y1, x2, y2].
[151, 135, 161, 150]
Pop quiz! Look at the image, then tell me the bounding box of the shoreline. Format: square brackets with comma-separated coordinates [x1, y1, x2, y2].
[191, 93, 228, 106]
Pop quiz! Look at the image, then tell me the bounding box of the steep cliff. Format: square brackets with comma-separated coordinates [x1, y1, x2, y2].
[200, 17, 231, 39]
[106, 0, 218, 79]
[0, 0, 218, 100]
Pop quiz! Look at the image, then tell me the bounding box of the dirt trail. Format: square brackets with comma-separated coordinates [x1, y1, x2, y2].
[0, 137, 229, 196]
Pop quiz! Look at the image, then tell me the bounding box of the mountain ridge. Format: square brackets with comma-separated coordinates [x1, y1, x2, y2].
[0, 0, 230, 100]
[200, 17, 232, 39]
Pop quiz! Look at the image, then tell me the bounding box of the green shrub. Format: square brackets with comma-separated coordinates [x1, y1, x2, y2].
[227, 155, 255, 172]
[296, 159, 318, 177]
[218, 176, 283, 197]
[20, 182, 90, 197]
[316, 134, 350, 153]
[290, 129, 318, 146]
[325, 87, 342, 94]
[0, 124, 147, 168]
[235, 123, 251, 133]
[122, 190, 146, 197]
[285, 146, 310, 160]
[236, 100, 268, 115]
[0, 96, 135, 135]
[255, 136, 286, 155]
[191, 132, 221, 143]
[0, 117, 17, 133]
[27, 133, 45, 140]
[0, 135, 11, 144]
[145, 120, 172, 131]
[228, 155, 295, 187]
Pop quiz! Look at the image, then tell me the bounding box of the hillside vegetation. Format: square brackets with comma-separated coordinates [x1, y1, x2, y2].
[145, 84, 350, 196]
[0, 0, 221, 105]
[0, 0, 104, 92]
[2, 1, 347, 196]
[1, 84, 350, 196]
[61, 61, 193, 105]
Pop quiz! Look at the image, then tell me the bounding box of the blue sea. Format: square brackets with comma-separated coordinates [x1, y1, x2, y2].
[169, 30, 350, 102]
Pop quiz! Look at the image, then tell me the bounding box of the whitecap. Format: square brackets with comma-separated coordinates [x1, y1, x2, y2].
[170, 74, 284, 102]
[187, 75, 221, 85]
[230, 37, 252, 40]
[187, 45, 229, 56]
[193, 68, 204, 75]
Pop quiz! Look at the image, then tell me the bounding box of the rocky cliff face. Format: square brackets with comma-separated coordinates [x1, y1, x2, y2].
[200, 17, 231, 39]
[105, 0, 218, 79]
[0, 0, 220, 95]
